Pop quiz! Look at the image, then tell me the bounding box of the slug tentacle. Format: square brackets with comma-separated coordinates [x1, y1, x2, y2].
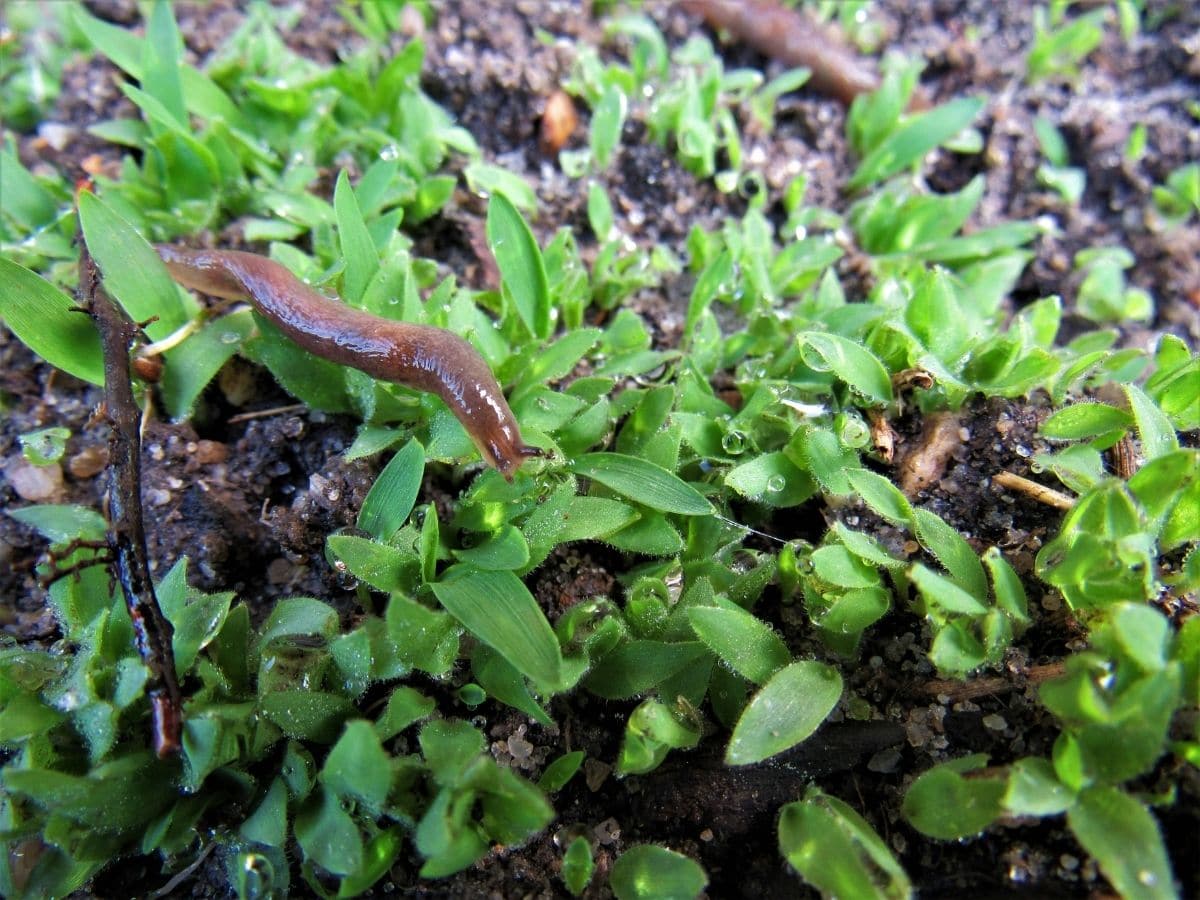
[156, 245, 541, 480]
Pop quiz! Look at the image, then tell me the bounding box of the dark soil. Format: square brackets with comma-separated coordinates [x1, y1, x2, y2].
[2, 0, 1198, 898]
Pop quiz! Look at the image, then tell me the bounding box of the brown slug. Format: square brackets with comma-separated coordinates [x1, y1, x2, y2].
[156, 245, 542, 479]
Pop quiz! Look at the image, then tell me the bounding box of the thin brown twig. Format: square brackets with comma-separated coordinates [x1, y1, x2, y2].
[149, 840, 217, 898]
[37, 542, 113, 589]
[992, 470, 1076, 511]
[226, 402, 307, 424]
[81, 238, 183, 757]
[1110, 434, 1138, 480]
[922, 662, 1067, 702]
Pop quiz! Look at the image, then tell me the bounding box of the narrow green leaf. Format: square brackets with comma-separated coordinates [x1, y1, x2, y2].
[239, 778, 288, 848]
[142, 0, 187, 129]
[1004, 758, 1071, 817]
[591, 85, 628, 169]
[334, 169, 379, 306]
[605, 511, 684, 556]
[811, 545, 881, 589]
[557, 496, 640, 543]
[327, 534, 417, 594]
[832, 523, 906, 571]
[487, 191, 550, 338]
[616, 698, 701, 776]
[779, 788, 911, 900]
[0, 693, 66, 742]
[798, 332, 894, 405]
[375, 686, 436, 741]
[465, 160, 538, 213]
[337, 829, 403, 898]
[256, 597, 340, 649]
[791, 427, 858, 496]
[902, 755, 1005, 839]
[726, 661, 843, 765]
[453, 524, 530, 570]
[584, 640, 709, 699]
[686, 249, 733, 334]
[1068, 787, 1175, 900]
[432, 569, 562, 690]
[260, 690, 355, 744]
[1041, 402, 1133, 440]
[725, 452, 816, 508]
[322, 720, 391, 812]
[166, 580, 233, 678]
[983, 547, 1030, 624]
[294, 786, 363, 876]
[538, 750, 585, 793]
[518, 328, 601, 388]
[357, 439, 424, 541]
[846, 469, 914, 528]
[419, 718, 485, 786]
[0, 149, 60, 228]
[0, 258, 104, 385]
[160, 309, 254, 419]
[385, 593, 459, 675]
[610, 845, 707, 900]
[913, 508, 988, 600]
[910, 564, 988, 616]
[572, 453, 714, 516]
[587, 181, 613, 239]
[472, 646, 553, 725]
[848, 97, 985, 190]
[70, 5, 244, 127]
[687, 606, 790, 684]
[78, 190, 188, 338]
[1124, 384, 1179, 460]
[243, 317, 354, 413]
[562, 835, 595, 896]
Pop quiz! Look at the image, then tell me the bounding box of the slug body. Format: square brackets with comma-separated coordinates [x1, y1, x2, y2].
[157, 245, 541, 479]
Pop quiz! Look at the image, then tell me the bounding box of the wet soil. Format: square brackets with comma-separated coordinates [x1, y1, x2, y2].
[2, 0, 1198, 897]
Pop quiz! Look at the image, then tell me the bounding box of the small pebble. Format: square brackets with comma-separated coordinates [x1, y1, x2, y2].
[5, 459, 65, 502]
[68, 445, 108, 478]
[507, 733, 534, 762]
[193, 440, 228, 465]
[583, 758, 611, 792]
[868, 747, 902, 773]
[592, 817, 620, 846]
[267, 558, 295, 584]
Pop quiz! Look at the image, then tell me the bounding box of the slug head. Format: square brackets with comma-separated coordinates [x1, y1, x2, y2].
[486, 438, 547, 482]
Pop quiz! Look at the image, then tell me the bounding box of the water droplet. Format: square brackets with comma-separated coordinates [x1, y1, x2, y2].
[379, 144, 400, 161]
[1137, 871, 1157, 886]
[765, 474, 787, 493]
[220, 331, 241, 345]
[54, 689, 84, 711]
[721, 430, 747, 455]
